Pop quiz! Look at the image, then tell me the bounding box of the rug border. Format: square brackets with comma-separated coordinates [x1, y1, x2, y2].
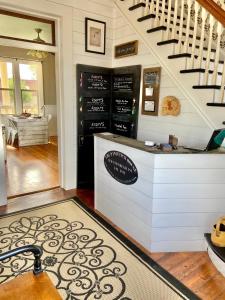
[0, 197, 200, 300]
[73, 198, 200, 300]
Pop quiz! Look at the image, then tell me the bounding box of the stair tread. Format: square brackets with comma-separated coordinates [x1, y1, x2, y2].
[193, 85, 224, 90]
[129, 3, 145, 11]
[157, 39, 178, 45]
[168, 53, 191, 59]
[168, 53, 224, 64]
[180, 69, 223, 75]
[207, 103, 225, 107]
[138, 14, 156, 22]
[147, 26, 167, 33]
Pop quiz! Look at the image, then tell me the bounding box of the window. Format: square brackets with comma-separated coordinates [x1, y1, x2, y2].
[0, 58, 43, 115]
[0, 61, 15, 114]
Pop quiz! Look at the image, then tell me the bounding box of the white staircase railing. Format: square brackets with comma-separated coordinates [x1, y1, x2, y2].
[128, 0, 225, 104]
[214, 0, 225, 10]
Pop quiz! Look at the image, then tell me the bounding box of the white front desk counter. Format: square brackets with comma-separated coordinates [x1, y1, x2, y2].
[94, 133, 225, 252]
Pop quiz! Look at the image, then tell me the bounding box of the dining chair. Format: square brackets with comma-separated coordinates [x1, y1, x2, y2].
[0, 245, 62, 300]
[46, 114, 52, 142]
[7, 119, 18, 146]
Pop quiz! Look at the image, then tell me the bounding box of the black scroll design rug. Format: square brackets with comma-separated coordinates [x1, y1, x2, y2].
[0, 198, 200, 300]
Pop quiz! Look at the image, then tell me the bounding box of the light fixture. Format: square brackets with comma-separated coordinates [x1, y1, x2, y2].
[33, 28, 46, 43]
[27, 49, 48, 59]
[26, 28, 48, 60]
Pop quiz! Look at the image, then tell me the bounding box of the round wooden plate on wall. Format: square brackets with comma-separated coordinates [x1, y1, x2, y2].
[161, 96, 181, 116]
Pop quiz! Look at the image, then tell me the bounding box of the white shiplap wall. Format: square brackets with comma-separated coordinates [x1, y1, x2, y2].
[112, 8, 213, 148]
[71, 0, 114, 67]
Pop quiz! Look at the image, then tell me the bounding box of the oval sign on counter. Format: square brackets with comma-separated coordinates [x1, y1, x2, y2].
[104, 151, 138, 185]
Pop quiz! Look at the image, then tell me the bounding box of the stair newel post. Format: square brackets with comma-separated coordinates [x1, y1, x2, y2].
[211, 22, 222, 86]
[189, 2, 199, 69]
[176, 0, 185, 55]
[165, 0, 172, 40]
[203, 14, 214, 86]
[183, 0, 192, 53]
[197, 8, 206, 69]
[171, 0, 178, 40]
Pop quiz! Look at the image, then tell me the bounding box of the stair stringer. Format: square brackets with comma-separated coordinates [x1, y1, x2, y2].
[115, 0, 225, 129]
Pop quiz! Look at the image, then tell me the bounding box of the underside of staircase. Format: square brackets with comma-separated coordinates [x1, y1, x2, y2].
[115, 0, 225, 129]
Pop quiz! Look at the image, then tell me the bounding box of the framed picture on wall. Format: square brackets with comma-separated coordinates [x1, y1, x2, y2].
[142, 67, 161, 116]
[85, 18, 106, 55]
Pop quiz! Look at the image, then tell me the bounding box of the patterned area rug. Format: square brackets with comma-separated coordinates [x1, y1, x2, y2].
[0, 198, 199, 299]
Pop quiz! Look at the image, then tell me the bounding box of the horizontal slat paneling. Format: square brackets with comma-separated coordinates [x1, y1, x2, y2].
[96, 194, 151, 250]
[153, 183, 225, 199]
[152, 212, 222, 227]
[154, 169, 225, 184]
[153, 198, 225, 213]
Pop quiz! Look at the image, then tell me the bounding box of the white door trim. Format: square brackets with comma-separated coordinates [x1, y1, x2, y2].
[0, 0, 76, 191]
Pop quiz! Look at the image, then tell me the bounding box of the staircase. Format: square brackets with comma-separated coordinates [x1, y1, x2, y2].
[115, 0, 225, 129]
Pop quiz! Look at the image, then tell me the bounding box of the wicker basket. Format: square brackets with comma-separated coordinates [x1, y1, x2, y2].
[211, 217, 225, 247]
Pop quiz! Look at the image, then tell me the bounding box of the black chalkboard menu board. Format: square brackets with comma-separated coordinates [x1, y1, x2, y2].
[82, 72, 111, 91]
[112, 119, 133, 137]
[82, 97, 110, 114]
[112, 97, 133, 114]
[113, 75, 133, 91]
[112, 66, 141, 139]
[77, 64, 141, 188]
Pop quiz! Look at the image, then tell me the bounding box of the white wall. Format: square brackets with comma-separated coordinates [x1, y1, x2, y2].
[112, 7, 213, 148]
[0, 0, 114, 192]
[71, 0, 114, 68]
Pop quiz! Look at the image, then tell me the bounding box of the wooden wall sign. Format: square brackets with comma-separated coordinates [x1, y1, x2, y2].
[142, 67, 161, 116]
[115, 40, 138, 59]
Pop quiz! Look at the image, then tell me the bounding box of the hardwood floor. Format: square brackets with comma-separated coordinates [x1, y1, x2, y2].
[6, 137, 59, 198]
[1, 188, 225, 299]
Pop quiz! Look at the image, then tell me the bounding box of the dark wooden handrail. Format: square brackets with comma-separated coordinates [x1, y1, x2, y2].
[196, 0, 225, 27]
[0, 245, 43, 275]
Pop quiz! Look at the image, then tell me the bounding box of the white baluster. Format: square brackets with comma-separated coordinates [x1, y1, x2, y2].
[183, 0, 192, 53]
[144, 0, 150, 16]
[212, 22, 222, 85]
[140, 0, 146, 17]
[204, 14, 214, 85]
[155, 0, 160, 27]
[189, 2, 199, 69]
[176, 0, 185, 54]
[149, 0, 155, 17]
[171, 0, 178, 39]
[197, 9, 207, 69]
[165, 0, 172, 40]
[160, 0, 166, 27]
